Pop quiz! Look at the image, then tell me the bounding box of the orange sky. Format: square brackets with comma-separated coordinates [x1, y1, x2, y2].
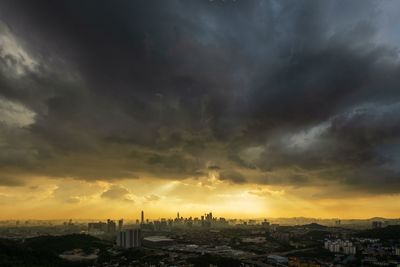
[1, 175, 399, 220]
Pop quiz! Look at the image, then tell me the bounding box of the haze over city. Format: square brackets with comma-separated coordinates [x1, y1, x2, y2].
[1, 0, 400, 221]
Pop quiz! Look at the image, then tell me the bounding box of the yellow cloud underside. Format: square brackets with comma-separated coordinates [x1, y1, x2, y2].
[0, 176, 399, 220]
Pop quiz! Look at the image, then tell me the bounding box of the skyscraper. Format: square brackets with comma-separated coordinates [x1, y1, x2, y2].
[141, 210, 144, 224]
[118, 219, 124, 231]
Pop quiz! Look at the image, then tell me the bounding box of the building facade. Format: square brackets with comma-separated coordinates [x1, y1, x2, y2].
[116, 229, 142, 249]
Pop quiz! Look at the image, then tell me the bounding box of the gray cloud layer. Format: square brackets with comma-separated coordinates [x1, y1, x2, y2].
[0, 0, 400, 195]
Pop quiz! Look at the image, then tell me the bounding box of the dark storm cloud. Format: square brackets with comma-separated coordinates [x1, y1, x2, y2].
[145, 152, 204, 177]
[207, 165, 221, 170]
[0, 176, 25, 187]
[0, 0, 400, 195]
[247, 103, 400, 193]
[219, 170, 247, 184]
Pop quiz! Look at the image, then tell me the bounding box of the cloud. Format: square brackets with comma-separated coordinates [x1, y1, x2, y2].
[101, 185, 134, 202]
[65, 196, 81, 204]
[0, 176, 25, 187]
[0, 21, 38, 76]
[207, 165, 221, 170]
[0, 96, 35, 127]
[145, 194, 160, 202]
[51, 179, 103, 204]
[248, 103, 400, 193]
[219, 170, 246, 184]
[248, 187, 285, 198]
[0, 0, 399, 197]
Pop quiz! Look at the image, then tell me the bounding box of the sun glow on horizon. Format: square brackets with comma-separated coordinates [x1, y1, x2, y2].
[0, 175, 399, 220]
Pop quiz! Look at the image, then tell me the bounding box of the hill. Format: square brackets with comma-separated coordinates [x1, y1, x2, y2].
[302, 223, 327, 229]
[356, 225, 400, 240]
[0, 234, 112, 267]
[24, 234, 111, 254]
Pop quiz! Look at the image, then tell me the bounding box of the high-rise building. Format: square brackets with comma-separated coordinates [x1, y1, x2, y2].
[118, 219, 124, 231]
[107, 219, 116, 234]
[141, 210, 144, 224]
[205, 212, 213, 221]
[116, 229, 142, 249]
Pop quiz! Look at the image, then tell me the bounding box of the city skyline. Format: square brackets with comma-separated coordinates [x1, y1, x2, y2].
[1, 1, 400, 220]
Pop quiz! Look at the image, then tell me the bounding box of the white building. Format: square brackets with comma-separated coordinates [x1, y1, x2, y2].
[116, 229, 141, 249]
[324, 239, 356, 255]
[343, 246, 356, 255]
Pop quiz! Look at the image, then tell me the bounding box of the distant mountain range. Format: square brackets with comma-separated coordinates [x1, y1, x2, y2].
[265, 217, 400, 227]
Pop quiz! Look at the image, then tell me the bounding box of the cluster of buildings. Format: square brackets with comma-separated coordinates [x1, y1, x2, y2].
[87, 211, 284, 239]
[90, 210, 275, 250]
[372, 220, 397, 229]
[153, 211, 229, 229]
[102, 211, 228, 249]
[83, 212, 400, 267]
[128, 211, 232, 232]
[324, 239, 356, 255]
[355, 238, 400, 266]
[322, 237, 400, 266]
[88, 219, 123, 236]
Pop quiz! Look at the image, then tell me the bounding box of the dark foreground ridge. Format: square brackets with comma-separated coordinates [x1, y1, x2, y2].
[0, 234, 112, 267]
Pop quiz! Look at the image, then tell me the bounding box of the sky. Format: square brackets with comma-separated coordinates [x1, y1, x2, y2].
[0, 0, 400, 220]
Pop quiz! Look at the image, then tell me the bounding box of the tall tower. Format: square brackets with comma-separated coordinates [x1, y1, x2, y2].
[141, 210, 144, 224]
[177, 212, 180, 219]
